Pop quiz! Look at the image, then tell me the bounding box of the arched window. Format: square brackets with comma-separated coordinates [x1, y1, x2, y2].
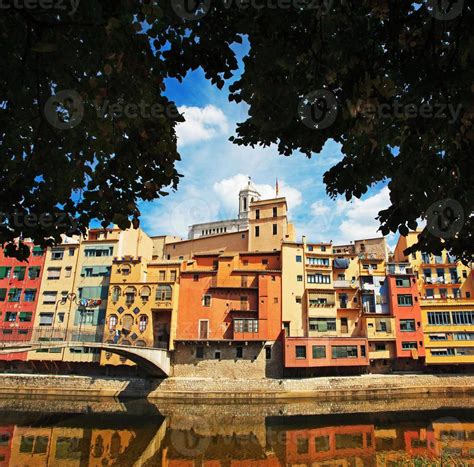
[120, 265, 131, 275]
[156, 284, 172, 301]
[112, 287, 121, 302]
[125, 286, 136, 305]
[138, 315, 147, 332]
[140, 286, 151, 301]
[122, 314, 134, 331]
[108, 314, 118, 331]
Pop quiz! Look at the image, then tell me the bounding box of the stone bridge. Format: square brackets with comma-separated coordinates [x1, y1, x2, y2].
[0, 335, 171, 377]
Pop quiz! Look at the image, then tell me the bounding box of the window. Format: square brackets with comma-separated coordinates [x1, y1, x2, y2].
[8, 288, 22, 302]
[312, 346, 326, 359]
[272, 224, 277, 235]
[402, 342, 417, 350]
[295, 346, 307, 359]
[265, 345, 272, 359]
[69, 247, 75, 256]
[64, 267, 72, 278]
[42, 291, 57, 304]
[156, 285, 172, 301]
[452, 311, 474, 325]
[236, 346, 243, 359]
[321, 246, 326, 252]
[196, 347, 204, 358]
[395, 277, 410, 287]
[397, 294, 413, 306]
[315, 436, 330, 452]
[400, 319, 416, 332]
[24, 289, 36, 302]
[262, 259, 268, 265]
[170, 270, 177, 282]
[255, 209, 260, 220]
[84, 246, 113, 257]
[307, 245, 313, 251]
[255, 226, 260, 237]
[18, 312, 32, 323]
[297, 275, 303, 282]
[51, 249, 64, 260]
[295, 296, 302, 303]
[332, 346, 358, 358]
[307, 274, 331, 284]
[5, 312, 17, 322]
[214, 350, 221, 360]
[138, 315, 148, 332]
[453, 288, 461, 299]
[108, 315, 118, 331]
[375, 343, 386, 351]
[297, 437, 309, 454]
[32, 246, 44, 256]
[47, 268, 61, 280]
[234, 319, 258, 333]
[159, 270, 166, 281]
[0, 267, 11, 279]
[13, 266, 26, 280]
[272, 206, 277, 217]
[125, 287, 136, 305]
[112, 287, 121, 302]
[27, 266, 41, 279]
[202, 294, 211, 307]
[426, 289, 434, 298]
[296, 255, 302, 263]
[427, 312, 451, 325]
[140, 286, 151, 301]
[309, 318, 336, 332]
[307, 257, 329, 266]
[193, 274, 199, 281]
[0, 289, 6, 301]
[39, 312, 54, 326]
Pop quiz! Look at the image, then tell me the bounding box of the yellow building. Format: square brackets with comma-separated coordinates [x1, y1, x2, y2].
[248, 197, 295, 252]
[28, 236, 81, 362]
[101, 257, 181, 367]
[395, 232, 474, 366]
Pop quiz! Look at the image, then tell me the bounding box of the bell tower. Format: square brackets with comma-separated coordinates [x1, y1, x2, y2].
[239, 177, 261, 219]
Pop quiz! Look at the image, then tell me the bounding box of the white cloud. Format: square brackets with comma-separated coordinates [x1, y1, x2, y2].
[311, 200, 331, 216]
[213, 174, 302, 215]
[337, 186, 390, 241]
[176, 105, 229, 147]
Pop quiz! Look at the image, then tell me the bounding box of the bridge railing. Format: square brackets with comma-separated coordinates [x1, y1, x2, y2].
[0, 326, 169, 350]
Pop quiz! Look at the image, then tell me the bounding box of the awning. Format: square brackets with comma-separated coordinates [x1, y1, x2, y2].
[140, 287, 151, 296]
[333, 258, 349, 269]
[125, 286, 136, 294]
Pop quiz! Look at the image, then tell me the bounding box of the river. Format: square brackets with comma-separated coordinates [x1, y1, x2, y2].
[0, 395, 473, 466]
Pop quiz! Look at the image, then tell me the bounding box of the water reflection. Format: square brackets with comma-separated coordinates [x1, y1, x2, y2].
[0, 405, 473, 466]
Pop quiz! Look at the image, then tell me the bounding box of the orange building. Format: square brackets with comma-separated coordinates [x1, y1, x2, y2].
[173, 251, 283, 378]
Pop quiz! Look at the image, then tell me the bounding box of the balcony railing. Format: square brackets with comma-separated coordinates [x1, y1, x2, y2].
[333, 280, 358, 289]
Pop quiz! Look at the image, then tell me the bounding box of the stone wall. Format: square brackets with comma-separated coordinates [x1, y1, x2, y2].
[172, 341, 283, 378]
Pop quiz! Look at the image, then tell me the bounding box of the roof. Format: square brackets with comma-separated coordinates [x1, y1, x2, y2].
[249, 197, 287, 206]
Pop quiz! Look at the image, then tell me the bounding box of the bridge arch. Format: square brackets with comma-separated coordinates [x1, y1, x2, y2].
[0, 341, 170, 377]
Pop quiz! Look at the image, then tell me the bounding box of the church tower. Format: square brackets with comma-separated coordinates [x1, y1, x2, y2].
[239, 177, 261, 220]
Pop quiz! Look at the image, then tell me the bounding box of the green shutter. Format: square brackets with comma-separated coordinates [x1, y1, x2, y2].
[0, 267, 9, 279]
[14, 266, 26, 280]
[33, 246, 44, 253]
[0, 289, 6, 301]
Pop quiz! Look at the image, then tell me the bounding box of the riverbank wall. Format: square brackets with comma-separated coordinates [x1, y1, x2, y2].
[1, 373, 474, 401]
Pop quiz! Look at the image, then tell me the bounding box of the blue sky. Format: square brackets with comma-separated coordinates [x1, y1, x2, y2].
[139, 42, 394, 249]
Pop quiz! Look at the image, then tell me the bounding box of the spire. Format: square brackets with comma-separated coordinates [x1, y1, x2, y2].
[275, 178, 279, 197]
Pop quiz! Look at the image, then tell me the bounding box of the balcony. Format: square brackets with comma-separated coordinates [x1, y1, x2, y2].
[232, 318, 262, 340]
[333, 280, 358, 289]
[387, 263, 414, 275]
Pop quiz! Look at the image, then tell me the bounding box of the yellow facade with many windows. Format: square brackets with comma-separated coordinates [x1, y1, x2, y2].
[395, 232, 474, 365]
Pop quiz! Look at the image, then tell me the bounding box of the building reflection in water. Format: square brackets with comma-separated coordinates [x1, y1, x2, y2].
[0, 416, 473, 466]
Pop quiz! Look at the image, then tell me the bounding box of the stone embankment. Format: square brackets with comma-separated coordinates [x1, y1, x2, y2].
[0, 373, 473, 401]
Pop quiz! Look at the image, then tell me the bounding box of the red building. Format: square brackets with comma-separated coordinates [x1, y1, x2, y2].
[0, 426, 13, 466]
[387, 262, 425, 364]
[0, 243, 46, 361]
[174, 251, 283, 378]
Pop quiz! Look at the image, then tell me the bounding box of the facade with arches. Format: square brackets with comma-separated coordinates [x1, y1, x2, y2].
[100, 256, 181, 367]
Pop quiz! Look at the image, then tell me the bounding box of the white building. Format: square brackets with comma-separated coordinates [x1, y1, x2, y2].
[187, 178, 261, 240]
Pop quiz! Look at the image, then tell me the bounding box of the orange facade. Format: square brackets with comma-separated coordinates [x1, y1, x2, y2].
[175, 252, 282, 342]
[387, 264, 425, 359]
